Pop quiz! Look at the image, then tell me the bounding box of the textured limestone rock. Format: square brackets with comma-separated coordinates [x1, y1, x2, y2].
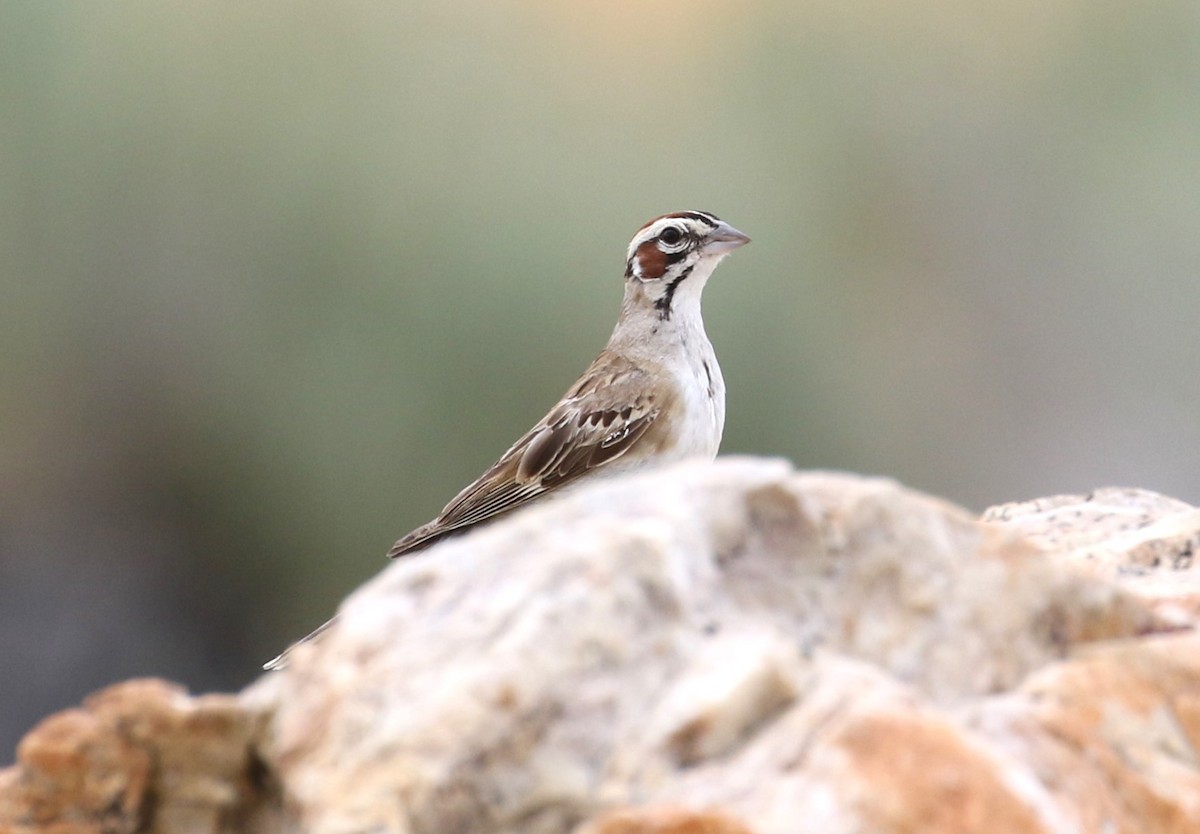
[4, 459, 1200, 834]
[984, 487, 1200, 624]
[247, 459, 1192, 833]
[0, 679, 271, 834]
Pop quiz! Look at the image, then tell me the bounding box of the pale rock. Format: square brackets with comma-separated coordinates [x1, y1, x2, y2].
[984, 487, 1200, 623]
[248, 459, 1172, 833]
[4, 458, 1200, 834]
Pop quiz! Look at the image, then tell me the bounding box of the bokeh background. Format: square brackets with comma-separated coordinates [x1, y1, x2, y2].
[3, 1, 1199, 757]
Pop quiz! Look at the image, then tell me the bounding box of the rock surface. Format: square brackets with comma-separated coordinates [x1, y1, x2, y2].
[3, 459, 1200, 834]
[983, 487, 1200, 624]
[0, 679, 272, 834]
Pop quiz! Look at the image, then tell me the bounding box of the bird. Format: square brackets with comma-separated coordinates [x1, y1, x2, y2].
[264, 211, 749, 669]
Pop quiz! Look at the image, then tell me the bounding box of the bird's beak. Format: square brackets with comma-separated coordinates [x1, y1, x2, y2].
[702, 221, 752, 255]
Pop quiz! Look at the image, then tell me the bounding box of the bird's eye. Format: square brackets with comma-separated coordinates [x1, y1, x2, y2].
[659, 226, 684, 246]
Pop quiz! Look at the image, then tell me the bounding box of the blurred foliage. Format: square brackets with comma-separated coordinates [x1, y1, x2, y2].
[2, 1, 1200, 756]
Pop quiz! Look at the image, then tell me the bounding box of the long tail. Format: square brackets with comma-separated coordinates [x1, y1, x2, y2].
[262, 615, 336, 670]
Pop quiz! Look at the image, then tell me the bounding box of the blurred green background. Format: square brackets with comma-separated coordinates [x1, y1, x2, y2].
[3, 1, 1199, 756]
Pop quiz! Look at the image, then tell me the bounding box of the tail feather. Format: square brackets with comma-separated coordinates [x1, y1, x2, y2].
[386, 519, 452, 559]
[262, 616, 336, 671]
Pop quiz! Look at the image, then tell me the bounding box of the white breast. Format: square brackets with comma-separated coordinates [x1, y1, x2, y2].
[645, 293, 726, 463]
[672, 335, 725, 459]
[606, 260, 729, 467]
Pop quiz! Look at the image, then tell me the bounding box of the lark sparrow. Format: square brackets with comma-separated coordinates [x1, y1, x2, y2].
[265, 211, 748, 668]
[388, 210, 750, 556]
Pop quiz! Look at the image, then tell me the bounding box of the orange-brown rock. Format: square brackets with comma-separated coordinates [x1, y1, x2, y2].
[579, 806, 759, 834]
[0, 679, 268, 834]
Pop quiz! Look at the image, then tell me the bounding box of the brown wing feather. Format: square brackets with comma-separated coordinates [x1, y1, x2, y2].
[387, 354, 662, 558]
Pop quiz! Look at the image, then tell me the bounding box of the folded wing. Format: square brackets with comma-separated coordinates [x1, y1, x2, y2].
[387, 354, 662, 558]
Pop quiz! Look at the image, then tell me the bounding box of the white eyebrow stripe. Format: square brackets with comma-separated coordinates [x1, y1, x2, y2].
[625, 213, 720, 263]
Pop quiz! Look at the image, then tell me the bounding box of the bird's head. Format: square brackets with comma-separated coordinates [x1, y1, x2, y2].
[624, 211, 750, 320]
